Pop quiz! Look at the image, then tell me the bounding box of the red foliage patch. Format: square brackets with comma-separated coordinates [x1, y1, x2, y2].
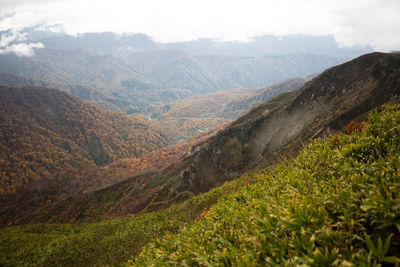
[346, 121, 363, 135]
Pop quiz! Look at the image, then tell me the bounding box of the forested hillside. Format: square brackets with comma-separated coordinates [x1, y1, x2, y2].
[0, 85, 168, 193]
[0, 124, 226, 226]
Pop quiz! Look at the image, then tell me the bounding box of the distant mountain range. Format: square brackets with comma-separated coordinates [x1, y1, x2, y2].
[36, 31, 371, 58]
[0, 47, 347, 114]
[122, 51, 340, 94]
[0, 30, 372, 117]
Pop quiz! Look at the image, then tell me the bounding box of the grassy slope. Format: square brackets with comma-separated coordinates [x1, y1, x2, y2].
[133, 104, 400, 266]
[1, 104, 399, 266]
[0, 173, 251, 266]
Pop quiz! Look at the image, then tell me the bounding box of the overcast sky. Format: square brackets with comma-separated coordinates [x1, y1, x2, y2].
[0, 0, 399, 51]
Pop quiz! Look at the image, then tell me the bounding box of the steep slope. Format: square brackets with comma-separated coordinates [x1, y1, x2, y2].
[0, 85, 168, 193]
[172, 52, 400, 194]
[0, 52, 73, 85]
[220, 78, 306, 119]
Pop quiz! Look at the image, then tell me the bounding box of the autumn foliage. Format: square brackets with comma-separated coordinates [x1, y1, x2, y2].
[0, 85, 169, 193]
[346, 120, 364, 134]
[0, 119, 227, 226]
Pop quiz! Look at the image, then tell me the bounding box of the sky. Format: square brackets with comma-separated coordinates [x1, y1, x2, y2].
[0, 0, 399, 52]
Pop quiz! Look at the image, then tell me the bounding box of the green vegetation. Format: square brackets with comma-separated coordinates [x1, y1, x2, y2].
[133, 104, 400, 266]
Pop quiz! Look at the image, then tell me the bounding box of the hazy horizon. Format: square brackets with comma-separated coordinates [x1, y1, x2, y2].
[0, 0, 399, 51]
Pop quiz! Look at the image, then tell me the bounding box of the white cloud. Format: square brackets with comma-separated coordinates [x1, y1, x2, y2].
[0, 42, 44, 57]
[0, 0, 399, 51]
[0, 30, 26, 47]
[0, 30, 44, 56]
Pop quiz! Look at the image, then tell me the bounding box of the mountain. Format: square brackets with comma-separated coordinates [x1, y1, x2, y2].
[0, 85, 169, 193]
[1, 52, 398, 226]
[169, 52, 400, 195]
[0, 48, 165, 113]
[121, 50, 237, 94]
[37, 32, 368, 96]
